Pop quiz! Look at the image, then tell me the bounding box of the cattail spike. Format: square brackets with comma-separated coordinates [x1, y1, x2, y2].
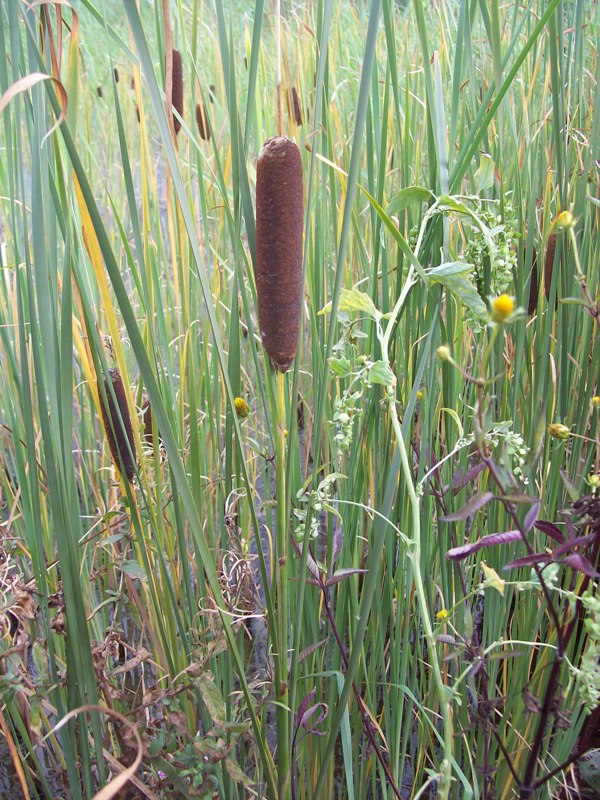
[544, 233, 557, 300]
[99, 368, 137, 482]
[527, 245, 538, 316]
[288, 87, 302, 126]
[255, 136, 304, 372]
[170, 49, 184, 135]
[195, 102, 210, 141]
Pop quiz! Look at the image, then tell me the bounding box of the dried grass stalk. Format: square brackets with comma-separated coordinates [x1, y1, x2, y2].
[255, 136, 304, 372]
[100, 368, 137, 482]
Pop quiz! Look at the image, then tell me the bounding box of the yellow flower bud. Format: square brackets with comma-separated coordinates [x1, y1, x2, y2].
[436, 609, 449, 621]
[556, 210, 575, 229]
[592, 396, 600, 408]
[587, 474, 600, 490]
[436, 345, 452, 362]
[234, 397, 250, 419]
[416, 390, 423, 400]
[492, 293, 515, 322]
[548, 422, 571, 440]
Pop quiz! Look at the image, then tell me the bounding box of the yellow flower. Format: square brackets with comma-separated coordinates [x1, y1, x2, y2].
[436, 609, 449, 621]
[492, 293, 515, 323]
[416, 390, 423, 400]
[556, 210, 575, 229]
[234, 397, 250, 419]
[592, 396, 600, 408]
[548, 422, 571, 440]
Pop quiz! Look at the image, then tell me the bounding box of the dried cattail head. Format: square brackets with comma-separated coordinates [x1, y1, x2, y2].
[255, 136, 304, 372]
[209, 84, 216, 103]
[169, 49, 184, 135]
[99, 368, 137, 482]
[287, 87, 303, 126]
[526, 245, 538, 316]
[130, 74, 135, 90]
[135, 104, 140, 124]
[195, 102, 210, 141]
[96, 86, 103, 98]
[113, 67, 120, 84]
[544, 233, 557, 300]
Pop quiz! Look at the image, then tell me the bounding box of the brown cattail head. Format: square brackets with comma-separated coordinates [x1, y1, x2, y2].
[113, 67, 120, 84]
[142, 398, 154, 447]
[526, 245, 538, 316]
[96, 86, 103, 98]
[99, 368, 137, 482]
[287, 87, 303, 126]
[195, 102, 210, 141]
[169, 49, 184, 135]
[255, 136, 304, 372]
[544, 233, 557, 300]
[209, 84, 216, 103]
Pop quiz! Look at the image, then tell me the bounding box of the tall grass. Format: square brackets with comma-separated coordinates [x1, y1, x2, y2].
[0, 1, 598, 798]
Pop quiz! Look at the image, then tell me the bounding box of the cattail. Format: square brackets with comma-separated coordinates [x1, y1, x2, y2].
[142, 398, 154, 447]
[169, 49, 184, 135]
[195, 102, 210, 141]
[288, 87, 303, 126]
[99, 368, 137, 482]
[130, 75, 135, 90]
[113, 67, 120, 84]
[527, 245, 538, 316]
[209, 84, 216, 103]
[255, 136, 304, 372]
[96, 86, 103, 98]
[544, 233, 557, 300]
[135, 104, 140, 124]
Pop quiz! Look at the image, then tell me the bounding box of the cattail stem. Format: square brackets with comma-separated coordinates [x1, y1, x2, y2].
[274, 369, 290, 799]
[275, 0, 283, 137]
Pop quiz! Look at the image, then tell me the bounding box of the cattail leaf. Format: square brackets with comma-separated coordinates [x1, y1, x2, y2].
[255, 136, 304, 372]
[446, 530, 522, 561]
[442, 491, 494, 522]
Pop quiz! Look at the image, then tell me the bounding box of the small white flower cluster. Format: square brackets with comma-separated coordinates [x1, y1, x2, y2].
[463, 199, 519, 330]
[294, 473, 342, 544]
[486, 422, 530, 485]
[331, 389, 363, 453]
[575, 592, 600, 712]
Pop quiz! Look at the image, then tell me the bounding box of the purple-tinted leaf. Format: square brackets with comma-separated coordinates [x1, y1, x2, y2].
[524, 501, 541, 532]
[503, 553, 552, 571]
[563, 553, 600, 578]
[437, 634, 457, 646]
[299, 703, 328, 731]
[503, 493, 540, 504]
[295, 688, 316, 727]
[452, 462, 486, 494]
[298, 640, 326, 663]
[442, 491, 494, 522]
[325, 567, 367, 587]
[534, 520, 565, 544]
[291, 537, 321, 577]
[554, 535, 594, 557]
[331, 527, 343, 567]
[446, 530, 522, 561]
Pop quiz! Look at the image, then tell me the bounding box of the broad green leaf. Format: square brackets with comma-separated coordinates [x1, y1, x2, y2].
[196, 675, 226, 723]
[368, 360, 396, 387]
[121, 560, 147, 581]
[474, 154, 495, 193]
[338, 288, 379, 318]
[387, 186, 433, 214]
[429, 263, 488, 320]
[329, 355, 354, 377]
